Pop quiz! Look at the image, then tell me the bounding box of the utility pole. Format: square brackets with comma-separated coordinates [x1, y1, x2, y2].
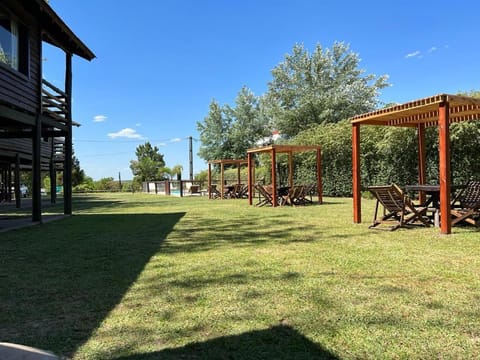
[189, 136, 193, 180]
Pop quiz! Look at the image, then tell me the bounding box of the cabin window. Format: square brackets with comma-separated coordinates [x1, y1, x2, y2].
[0, 9, 28, 75]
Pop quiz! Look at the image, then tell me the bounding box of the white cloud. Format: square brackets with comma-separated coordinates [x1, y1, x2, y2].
[158, 142, 167, 147]
[107, 128, 144, 139]
[170, 137, 182, 143]
[94, 115, 107, 122]
[405, 51, 421, 59]
[428, 46, 437, 53]
[135, 123, 141, 127]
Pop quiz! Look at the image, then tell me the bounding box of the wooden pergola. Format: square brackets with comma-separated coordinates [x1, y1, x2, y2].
[351, 93, 480, 234]
[207, 159, 248, 199]
[246, 144, 322, 207]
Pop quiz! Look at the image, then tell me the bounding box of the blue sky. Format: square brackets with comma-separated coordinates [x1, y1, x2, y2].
[44, 0, 480, 180]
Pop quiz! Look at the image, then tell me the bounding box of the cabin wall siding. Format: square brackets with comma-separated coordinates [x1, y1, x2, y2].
[0, 138, 52, 161]
[0, 4, 41, 114]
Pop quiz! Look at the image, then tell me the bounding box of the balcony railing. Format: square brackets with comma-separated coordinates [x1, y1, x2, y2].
[41, 79, 68, 124]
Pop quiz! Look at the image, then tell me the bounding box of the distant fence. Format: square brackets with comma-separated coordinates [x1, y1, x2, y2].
[142, 179, 258, 197]
[142, 180, 207, 197]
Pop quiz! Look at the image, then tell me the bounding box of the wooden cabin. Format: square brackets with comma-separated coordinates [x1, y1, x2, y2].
[0, 0, 94, 221]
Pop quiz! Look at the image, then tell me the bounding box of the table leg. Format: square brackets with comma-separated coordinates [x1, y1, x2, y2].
[434, 209, 440, 227]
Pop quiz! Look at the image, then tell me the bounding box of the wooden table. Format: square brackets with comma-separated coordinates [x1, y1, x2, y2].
[405, 184, 465, 226]
[405, 184, 440, 205]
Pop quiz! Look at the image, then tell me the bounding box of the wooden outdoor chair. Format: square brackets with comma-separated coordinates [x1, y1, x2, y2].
[238, 184, 248, 199]
[255, 184, 274, 207]
[208, 185, 221, 199]
[368, 184, 430, 231]
[295, 184, 317, 205]
[189, 185, 201, 195]
[280, 185, 305, 206]
[231, 183, 245, 199]
[450, 180, 480, 226]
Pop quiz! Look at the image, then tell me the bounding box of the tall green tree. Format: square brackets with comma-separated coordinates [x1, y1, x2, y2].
[72, 154, 85, 187]
[197, 99, 232, 161]
[197, 87, 270, 162]
[129, 142, 165, 181]
[228, 86, 270, 158]
[264, 42, 389, 137]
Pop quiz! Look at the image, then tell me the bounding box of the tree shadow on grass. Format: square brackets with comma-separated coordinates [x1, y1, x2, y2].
[0, 212, 185, 358]
[114, 324, 339, 360]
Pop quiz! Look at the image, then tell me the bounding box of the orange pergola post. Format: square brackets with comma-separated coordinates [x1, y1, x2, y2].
[220, 162, 225, 199]
[247, 153, 253, 205]
[288, 151, 293, 188]
[207, 162, 212, 199]
[417, 123, 427, 205]
[271, 147, 277, 207]
[316, 148, 323, 204]
[352, 123, 361, 223]
[438, 102, 452, 234]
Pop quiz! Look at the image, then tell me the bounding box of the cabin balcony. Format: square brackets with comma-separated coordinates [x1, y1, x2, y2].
[41, 78, 70, 127]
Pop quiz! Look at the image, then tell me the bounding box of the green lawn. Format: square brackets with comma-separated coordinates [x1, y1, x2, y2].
[1, 193, 479, 359]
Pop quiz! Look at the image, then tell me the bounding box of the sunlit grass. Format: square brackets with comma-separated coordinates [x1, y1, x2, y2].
[1, 193, 479, 359]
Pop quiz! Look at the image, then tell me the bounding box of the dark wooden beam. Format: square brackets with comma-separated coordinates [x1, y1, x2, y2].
[64, 52, 73, 215]
[0, 105, 36, 126]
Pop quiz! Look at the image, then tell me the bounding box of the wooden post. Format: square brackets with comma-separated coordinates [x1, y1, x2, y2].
[316, 147, 323, 204]
[352, 124, 361, 223]
[237, 163, 241, 185]
[208, 162, 212, 199]
[288, 151, 293, 188]
[271, 148, 277, 207]
[64, 53, 73, 215]
[417, 123, 427, 205]
[15, 154, 20, 208]
[247, 154, 253, 205]
[220, 162, 224, 199]
[50, 159, 56, 204]
[438, 101, 452, 234]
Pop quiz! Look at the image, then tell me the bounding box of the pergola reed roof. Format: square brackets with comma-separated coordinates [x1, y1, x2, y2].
[350, 94, 480, 128]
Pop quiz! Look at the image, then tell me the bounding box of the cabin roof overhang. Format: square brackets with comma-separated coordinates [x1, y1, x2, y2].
[19, 0, 95, 60]
[350, 94, 480, 128]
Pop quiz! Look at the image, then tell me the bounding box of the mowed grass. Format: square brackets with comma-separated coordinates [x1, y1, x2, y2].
[1, 193, 479, 359]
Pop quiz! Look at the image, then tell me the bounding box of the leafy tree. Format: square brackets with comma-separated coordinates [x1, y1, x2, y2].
[129, 142, 165, 182]
[72, 154, 85, 186]
[197, 99, 232, 161]
[195, 169, 208, 182]
[264, 42, 389, 137]
[95, 177, 118, 191]
[171, 164, 183, 180]
[228, 86, 270, 158]
[197, 87, 270, 162]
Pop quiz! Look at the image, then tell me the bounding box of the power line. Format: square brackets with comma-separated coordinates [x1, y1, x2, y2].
[75, 136, 198, 143]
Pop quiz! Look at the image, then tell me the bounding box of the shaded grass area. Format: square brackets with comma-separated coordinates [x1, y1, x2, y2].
[1, 193, 480, 359]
